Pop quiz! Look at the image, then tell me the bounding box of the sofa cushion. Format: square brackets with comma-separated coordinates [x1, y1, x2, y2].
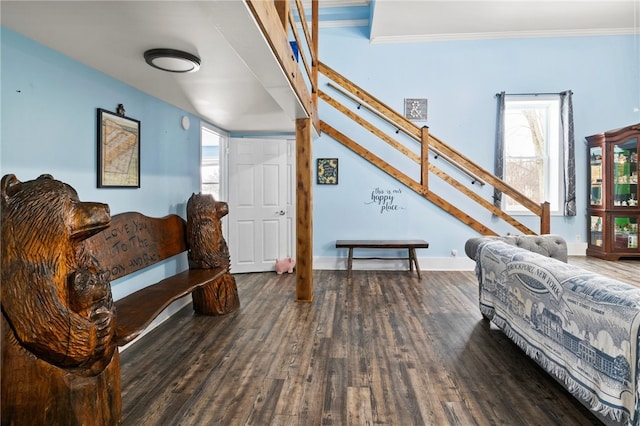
[465, 234, 567, 263]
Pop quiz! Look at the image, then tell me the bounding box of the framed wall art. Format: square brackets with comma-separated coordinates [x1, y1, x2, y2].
[97, 108, 140, 188]
[317, 158, 338, 185]
[404, 98, 428, 122]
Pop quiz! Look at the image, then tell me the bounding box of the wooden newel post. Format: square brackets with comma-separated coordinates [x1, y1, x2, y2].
[421, 126, 430, 191]
[186, 193, 240, 315]
[540, 201, 551, 234]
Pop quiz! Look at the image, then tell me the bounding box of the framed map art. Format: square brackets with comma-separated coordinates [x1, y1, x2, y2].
[317, 158, 338, 185]
[97, 108, 140, 188]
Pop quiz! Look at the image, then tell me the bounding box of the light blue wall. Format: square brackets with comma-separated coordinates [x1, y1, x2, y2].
[315, 27, 640, 258]
[1, 27, 204, 300]
[3, 25, 640, 271]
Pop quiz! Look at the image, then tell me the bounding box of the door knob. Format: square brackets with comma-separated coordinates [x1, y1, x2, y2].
[277, 210, 286, 215]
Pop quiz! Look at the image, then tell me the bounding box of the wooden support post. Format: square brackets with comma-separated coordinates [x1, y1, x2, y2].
[540, 201, 551, 234]
[296, 117, 314, 302]
[420, 126, 429, 190]
[274, 0, 289, 30]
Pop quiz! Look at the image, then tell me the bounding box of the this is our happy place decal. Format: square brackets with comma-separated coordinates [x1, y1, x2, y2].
[365, 187, 406, 214]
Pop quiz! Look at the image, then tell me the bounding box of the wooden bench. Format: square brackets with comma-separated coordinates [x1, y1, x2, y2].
[335, 239, 429, 279]
[1, 174, 241, 425]
[85, 211, 239, 346]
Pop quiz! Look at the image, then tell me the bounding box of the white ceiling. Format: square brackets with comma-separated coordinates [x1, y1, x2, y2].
[2, 1, 638, 133]
[369, 1, 639, 43]
[1, 1, 307, 133]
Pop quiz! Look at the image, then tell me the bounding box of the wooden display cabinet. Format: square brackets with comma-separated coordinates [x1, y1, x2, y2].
[586, 123, 640, 260]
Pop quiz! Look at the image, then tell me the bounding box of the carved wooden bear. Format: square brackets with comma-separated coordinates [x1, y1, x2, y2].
[1, 174, 120, 425]
[186, 192, 230, 270]
[186, 193, 240, 315]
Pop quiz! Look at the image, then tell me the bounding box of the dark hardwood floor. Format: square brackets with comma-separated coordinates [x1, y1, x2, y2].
[119, 257, 640, 425]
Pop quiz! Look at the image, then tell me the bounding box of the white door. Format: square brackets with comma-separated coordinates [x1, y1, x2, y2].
[228, 138, 295, 273]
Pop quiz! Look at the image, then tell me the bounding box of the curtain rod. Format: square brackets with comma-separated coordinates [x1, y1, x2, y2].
[495, 91, 573, 97]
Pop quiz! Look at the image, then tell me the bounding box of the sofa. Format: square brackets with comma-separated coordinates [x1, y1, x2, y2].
[467, 235, 640, 426]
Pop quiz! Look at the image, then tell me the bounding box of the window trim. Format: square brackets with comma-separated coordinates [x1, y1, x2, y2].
[502, 95, 562, 216]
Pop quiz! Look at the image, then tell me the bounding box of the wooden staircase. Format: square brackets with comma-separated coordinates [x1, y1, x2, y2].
[318, 62, 550, 236]
[247, 0, 550, 302]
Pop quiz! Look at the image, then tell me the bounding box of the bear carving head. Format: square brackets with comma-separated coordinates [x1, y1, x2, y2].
[186, 192, 230, 270]
[1, 174, 116, 375]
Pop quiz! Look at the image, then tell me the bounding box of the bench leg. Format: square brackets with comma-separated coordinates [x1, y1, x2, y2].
[347, 248, 353, 279]
[408, 248, 414, 273]
[193, 273, 240, 315]
[409, 248, 422, 279]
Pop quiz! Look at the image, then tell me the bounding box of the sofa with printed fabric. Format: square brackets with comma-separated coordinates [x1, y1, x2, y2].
[466, 234, 640, 426]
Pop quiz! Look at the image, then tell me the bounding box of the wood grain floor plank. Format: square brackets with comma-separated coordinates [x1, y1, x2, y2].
[321, 357, 347, 425]
[118, 262, 635, 425]
[346, 386, 373, 426]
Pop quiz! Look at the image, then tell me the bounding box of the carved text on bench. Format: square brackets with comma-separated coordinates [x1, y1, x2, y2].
[101, 218, 162, 277]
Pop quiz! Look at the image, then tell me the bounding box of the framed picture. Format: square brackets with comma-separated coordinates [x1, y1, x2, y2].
[404, 98, 428, 121]
[317, 158, 338, 185]
[97, 108, 140, 188]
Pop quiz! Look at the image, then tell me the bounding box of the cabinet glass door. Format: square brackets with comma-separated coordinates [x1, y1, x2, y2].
[590, 215, 603, 247]
[612, 216, 638, 250]
[589, 146, 603, 206]
[612, 138, 638, 208]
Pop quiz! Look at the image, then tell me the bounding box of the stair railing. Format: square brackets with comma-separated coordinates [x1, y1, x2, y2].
[246, 0, 319, 130]
[319, 61, 550, 235]
[325, 81, 486, 187]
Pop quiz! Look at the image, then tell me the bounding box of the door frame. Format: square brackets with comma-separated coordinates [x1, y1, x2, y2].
[227, 136, 296, 272]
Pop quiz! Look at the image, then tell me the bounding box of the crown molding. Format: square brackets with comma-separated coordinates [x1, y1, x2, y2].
[370, 27, 639, 44]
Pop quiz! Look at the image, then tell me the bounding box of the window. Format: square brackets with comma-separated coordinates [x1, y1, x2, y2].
[201, 126, 223, 200]
[502, 96, 561, 214]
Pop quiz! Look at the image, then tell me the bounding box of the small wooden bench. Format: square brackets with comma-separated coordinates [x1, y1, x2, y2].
[335, 239, 429, 279]
[85, 211, 238, 346]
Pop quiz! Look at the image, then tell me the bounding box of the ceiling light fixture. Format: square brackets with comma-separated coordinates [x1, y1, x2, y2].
[143, 48, 201, 73]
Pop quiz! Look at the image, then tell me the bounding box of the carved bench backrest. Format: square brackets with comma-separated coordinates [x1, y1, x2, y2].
[85, 212, 187, 281]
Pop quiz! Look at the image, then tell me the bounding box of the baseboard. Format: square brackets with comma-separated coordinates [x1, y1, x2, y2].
[314, 256, 476, 271]
[567, 242, 587, 256]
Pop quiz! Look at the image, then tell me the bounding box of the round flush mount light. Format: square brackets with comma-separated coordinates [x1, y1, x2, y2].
[144, 48, 201, 73]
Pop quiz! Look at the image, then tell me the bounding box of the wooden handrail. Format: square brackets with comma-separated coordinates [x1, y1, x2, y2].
[319, 61, 550, 234]
[321, 121, 498, 236]
[320, 63, 543, 212]
[294, 0, 314, 63]
[325, 81, 486, 186]
[426, 134, 542, 214]
[320, 91, 537, 234]
[319, 90, 419, 161]
[250, 1, 548, 235]
[246, 0, 318, 130]
[287, 6, 313, 90]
